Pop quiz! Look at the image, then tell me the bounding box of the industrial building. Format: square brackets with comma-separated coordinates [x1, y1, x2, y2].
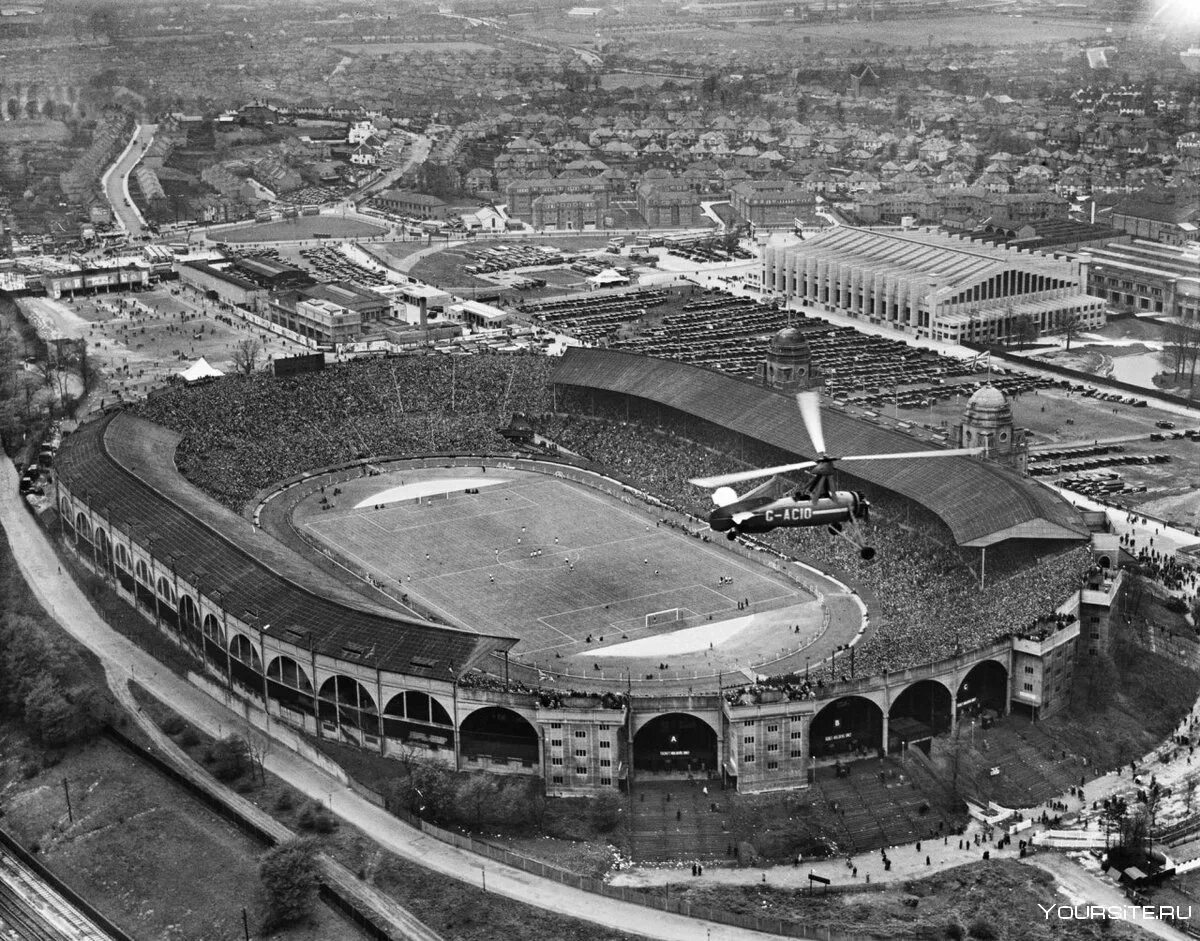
[761, 226, 1106, 345]
[1083, 241, 1200, 321]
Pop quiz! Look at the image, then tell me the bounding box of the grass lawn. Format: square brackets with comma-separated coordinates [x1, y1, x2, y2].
[216, 216, 386, 243]
[0, 724, 363, 941]
[295, 464, 813, 677]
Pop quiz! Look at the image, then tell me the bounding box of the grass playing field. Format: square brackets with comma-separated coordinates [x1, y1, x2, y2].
[295, 465, 829, 680]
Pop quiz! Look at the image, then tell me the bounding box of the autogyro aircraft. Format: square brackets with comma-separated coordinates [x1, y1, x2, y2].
[688, 391, 985, 559]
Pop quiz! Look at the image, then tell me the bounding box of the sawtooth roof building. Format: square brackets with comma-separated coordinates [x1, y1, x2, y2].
[761, 226, 1106, 346]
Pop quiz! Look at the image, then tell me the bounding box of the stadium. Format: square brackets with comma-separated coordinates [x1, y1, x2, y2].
[49, 337, 1115, 824]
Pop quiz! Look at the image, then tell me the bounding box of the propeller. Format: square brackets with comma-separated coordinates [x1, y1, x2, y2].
[688, 392, 987, 490]
[796, 390, 826, 455]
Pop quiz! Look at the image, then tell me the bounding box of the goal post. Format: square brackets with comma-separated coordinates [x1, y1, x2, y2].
[645, 607, 682, 629]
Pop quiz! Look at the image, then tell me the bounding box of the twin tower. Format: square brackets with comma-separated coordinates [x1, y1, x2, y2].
[758, 326, 1024, 468]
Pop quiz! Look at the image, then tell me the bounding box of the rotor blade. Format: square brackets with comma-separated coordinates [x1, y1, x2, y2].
[840, 447, 986, 463]
[689, 461, 818, 489]
[795, 390, 826, 455]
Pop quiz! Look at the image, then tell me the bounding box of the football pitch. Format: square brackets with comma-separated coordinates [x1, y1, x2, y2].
[295, 465, 826, 675]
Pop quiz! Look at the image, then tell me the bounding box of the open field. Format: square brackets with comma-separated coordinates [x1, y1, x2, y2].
[19, 287, 310, 411]
[214, 216, 387, 243]
[0, 729, 363, 941]
[0, 119, 71, 143]
[296, 465, 826, 679]
[333, 41, 497, 54]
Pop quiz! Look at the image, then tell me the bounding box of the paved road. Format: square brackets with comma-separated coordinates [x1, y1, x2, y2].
[0, 459, 785, 941]
[1027, 854, 1190, 941]
[100, 124, 156, 239]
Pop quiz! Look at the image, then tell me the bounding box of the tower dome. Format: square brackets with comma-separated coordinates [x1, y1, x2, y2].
[760, 326, 820, 392]
[964, 385, 1013, 426]
[958, 384, 1023, 469]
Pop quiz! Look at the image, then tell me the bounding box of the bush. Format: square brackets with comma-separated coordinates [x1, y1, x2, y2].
[968, 918, 997, 940]
[179, 728, 200, 748]
[207, 735, 250, 781]
[274, 791, 295, 812]
[944, 920, 965, 940]
[297, 801, 336, 834]
[160, 714, 186, 735]
[259, 839, 319, 929]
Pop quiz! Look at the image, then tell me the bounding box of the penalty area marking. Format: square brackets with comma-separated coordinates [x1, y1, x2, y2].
[590, 614, 755, 657]
[352, 477, 507, 509]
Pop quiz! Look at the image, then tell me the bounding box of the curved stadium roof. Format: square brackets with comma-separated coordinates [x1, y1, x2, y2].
[55, 411, 514, 677]
[552, 348, 1088, 548]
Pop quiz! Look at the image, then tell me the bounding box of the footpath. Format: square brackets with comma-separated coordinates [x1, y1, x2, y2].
[0, 456, 786, 941]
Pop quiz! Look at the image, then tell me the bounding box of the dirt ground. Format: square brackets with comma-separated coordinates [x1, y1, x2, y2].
[20, 287, 311, 412]
[0, 726, 364, 941]
[666, 859, 1147, 941]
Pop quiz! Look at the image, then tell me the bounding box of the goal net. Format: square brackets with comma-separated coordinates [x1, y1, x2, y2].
[645, 608, 683, 629]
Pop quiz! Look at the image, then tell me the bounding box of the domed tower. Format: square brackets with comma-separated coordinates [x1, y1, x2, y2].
[759, 326, 822, 393]
[956, 385, 1026, 472]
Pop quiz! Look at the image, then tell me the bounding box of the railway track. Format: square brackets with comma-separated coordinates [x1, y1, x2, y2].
[0, 845, 116, 941]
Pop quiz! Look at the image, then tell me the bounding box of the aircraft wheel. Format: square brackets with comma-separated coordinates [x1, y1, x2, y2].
[860, 546, 877, 561]
[726, 531, 737, 541]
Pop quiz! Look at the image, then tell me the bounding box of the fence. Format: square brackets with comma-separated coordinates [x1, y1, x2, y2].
[342, 778, 865, 941]
[0, 826, 138, 941]
[103, 728, 408, 941]
[967, 342, 1197, 412]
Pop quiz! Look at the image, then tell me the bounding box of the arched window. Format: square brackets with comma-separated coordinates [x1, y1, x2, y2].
[156, 576, 176, 605]
[135, 559, 151, 584]
[76, 513, 91, 540]
[60, 497, 71, 518]
[267, 656, 314, 694]
[229, 634, 262, 672]
[115, 543, 129, 570]
[202, 614, 225, 645]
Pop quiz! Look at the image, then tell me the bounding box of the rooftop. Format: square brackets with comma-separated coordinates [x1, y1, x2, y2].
[55, 411, 513, 677]
[552, 348, 1088, 549]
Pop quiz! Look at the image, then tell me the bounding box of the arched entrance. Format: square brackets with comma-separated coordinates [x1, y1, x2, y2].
[810, 696, 884, 758]
[266, 656, 315, 716]
[957, 660, 1008, 719]
[383, 691, 454, 751]
[633, 713, 718, 775]
[459, 707, 538, 767]
[178, 595, 201, 647]
[889, 680, 952, 754]
[317, 676, 379, 742]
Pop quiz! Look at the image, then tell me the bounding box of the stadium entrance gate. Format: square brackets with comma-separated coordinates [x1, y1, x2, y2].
[810, 696, 884, 758]
[459, 706, 540, 769]
[888, 680, 952, 755]
[632, 713, 718, 777]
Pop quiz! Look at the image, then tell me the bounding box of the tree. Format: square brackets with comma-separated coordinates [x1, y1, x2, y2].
[208, 733, 251, 781]
[231, 338, 263, 375]
[1061, 311, 1083, 352]
[22, 676, 107, 746]
[1164, 320, 1200, 397]
[247, 732, 271, 785]
[456, 774, 495, 829]
[259, 839, 319, 929]
[1013, 314, 1039, 351]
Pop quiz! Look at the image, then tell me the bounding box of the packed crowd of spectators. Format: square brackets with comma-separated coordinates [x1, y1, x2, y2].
[457, 669, 627, 710]
[132, 352, 557, 510]
[131, 353, 1093, 692]
[538, 412, 1093, 679]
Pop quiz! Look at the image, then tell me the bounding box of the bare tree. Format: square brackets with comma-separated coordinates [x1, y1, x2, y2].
[1060, 311, 1083, 352]
[1163, 320, 1200, 398]
[247, 731, 271, 785]
[232, 338, 263, 375]
[1013, 314, 1039, 351]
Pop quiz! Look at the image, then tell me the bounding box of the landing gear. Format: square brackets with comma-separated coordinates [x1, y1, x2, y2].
[830, 519, 875, 562]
